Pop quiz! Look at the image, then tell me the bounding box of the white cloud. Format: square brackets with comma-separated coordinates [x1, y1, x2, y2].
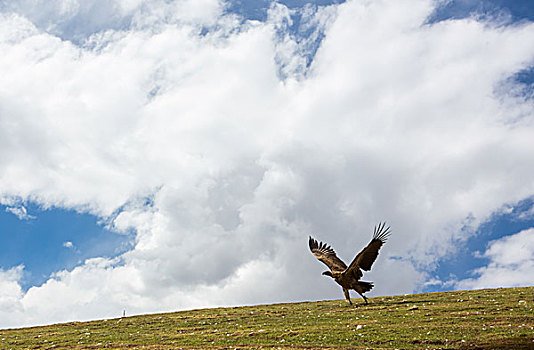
[456, 228, 534, 289]
[1, 0, 534, 328]
[0, 0, 225, 42]
[5, 205, 35, 220]
[0, 266, 24, 314]
[1, 196, 35, 219]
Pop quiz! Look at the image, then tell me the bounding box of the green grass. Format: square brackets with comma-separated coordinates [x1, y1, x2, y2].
[1, 287, 533, 349]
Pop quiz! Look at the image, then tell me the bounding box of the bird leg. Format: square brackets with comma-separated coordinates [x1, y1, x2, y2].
[357, 291, 368, 304]
[343, 288, 352, 305]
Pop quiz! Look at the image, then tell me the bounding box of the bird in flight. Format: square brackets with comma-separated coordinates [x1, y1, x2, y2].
[309, 222, 391, 305]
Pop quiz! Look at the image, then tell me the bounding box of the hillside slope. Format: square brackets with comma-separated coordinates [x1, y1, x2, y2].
[1, 287, 532, 349]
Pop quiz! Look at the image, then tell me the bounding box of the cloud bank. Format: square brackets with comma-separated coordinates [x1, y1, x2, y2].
[1, 0, 534, 327]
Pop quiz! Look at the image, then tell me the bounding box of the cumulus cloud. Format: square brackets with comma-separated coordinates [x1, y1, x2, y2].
[0, 266, 24, 315]
[1, 0, 534, 328]
[456, 229, 534, 289]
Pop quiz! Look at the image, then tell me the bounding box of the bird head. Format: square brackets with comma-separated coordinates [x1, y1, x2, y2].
[322, 271, 333, 278]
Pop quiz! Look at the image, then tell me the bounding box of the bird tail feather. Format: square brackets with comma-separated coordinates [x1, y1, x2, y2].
[358, 281, 374, 293]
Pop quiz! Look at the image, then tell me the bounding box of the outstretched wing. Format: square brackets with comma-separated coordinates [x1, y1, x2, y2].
[346, 222, 391, 275]
[309, 236, 347, 272]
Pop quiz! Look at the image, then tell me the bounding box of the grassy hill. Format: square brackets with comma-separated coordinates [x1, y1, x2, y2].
[1, 287, 532, 349]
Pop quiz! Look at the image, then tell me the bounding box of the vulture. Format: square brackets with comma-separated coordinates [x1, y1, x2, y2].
[309, 222, 391, 305]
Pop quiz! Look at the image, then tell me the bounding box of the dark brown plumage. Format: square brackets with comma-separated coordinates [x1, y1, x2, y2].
[309, 222, 391, 305]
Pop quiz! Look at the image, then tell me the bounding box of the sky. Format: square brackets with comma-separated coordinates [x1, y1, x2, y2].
[1, 0, 534, 329]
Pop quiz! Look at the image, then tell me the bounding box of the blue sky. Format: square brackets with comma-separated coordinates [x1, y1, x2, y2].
[1, 0, 534, 328]
[424, 198, 534, 291]
[0, 203, 133, 291]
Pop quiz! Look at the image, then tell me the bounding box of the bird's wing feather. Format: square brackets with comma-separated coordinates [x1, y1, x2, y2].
[309, 236, 347, 272]
[346, 222, 391, 274]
